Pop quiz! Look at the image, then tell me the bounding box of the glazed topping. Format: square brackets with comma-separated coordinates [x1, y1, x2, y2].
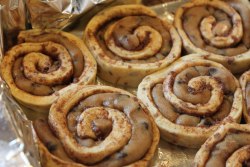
[205, 132, 250, 167]
[182, 1, 250, 56]
[18, 31, 85, 79]
[48, 93, 153, 167]
[98, 15, 173, 63]
[11, 42, 73, 96]
[152, 62, 236, 127]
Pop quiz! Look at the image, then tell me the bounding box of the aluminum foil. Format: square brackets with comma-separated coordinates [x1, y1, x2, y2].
[0, 83, 41, 167]
[0, 0, 199, 167]
[0, 0, 113, 51]
[0, 0, 26, 50]
[26, 0, 114, 29]
[0, 3, 38, 167]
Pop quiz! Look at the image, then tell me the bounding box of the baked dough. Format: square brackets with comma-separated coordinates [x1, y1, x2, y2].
[194, 123, 250, 167]
[175, 0, 250, 73]
[137, 54, 243, 148]
[33, 85, 159, 167]
[240, 70, 250, 123]
[85, 4, 181, 87]
[1, 29, 97, 112]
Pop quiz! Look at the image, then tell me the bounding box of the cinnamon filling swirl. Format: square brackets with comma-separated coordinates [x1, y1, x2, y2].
[194, 124, 250, 167]
[0, 29, 96, 112]
[18, 31, 85, 79]
[35, 85, 159, 167]
[182, 4, 244, 56]
[152, 64, 236, 126]
[137, 55, 243, 148]
[10, 42, 73, 96]
[99, 15, 173, 62]
[85, 5, 181, 87]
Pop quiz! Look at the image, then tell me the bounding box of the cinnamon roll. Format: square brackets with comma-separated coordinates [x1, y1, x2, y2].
[0, 29, 97, 112]
[240, 70, 250, 123]
[194, 123, 250, 167]
[33, 85, 159, 167]
[175, 0, 250, 73]
[137, 55, 243, 148]
[84, 4, 181, 87]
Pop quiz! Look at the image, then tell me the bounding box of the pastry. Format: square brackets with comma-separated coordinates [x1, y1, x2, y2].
[33, 85, 159, 167]
[137, 55, 243, 148]
[0, 29, 97, 112]
[194, 123, 250, 167]
[175, 0, 250, 73]
[240, 70, 250, 123]
[84, 4, 181, 87]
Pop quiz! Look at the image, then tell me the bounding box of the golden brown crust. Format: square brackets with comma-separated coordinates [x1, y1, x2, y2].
[35, 85, 159, 167]
[175, 0, 250, 74]
[194, 123, 250, 167]
[239, 70, 250, 123]
[137, 54, 243, 148]
[0, 29, 97, 112]
[84, 4, 181, 87]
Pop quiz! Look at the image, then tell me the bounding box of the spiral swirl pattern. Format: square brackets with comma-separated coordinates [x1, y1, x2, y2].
[34, 85, 159, 167]
[85, 4, 181, 87]
[137, 55, 243, 148]
[194, 123, 250, 167]
[0, 29, 96, 112]
[175, 0, 250, 73]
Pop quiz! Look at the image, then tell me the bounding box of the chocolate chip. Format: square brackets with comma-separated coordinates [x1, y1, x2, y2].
[46, 142, 57, 152]
[202, 119, 213, 127]
[142, 122, 149, 130]
[42, 67, 49, 73]
[208, 68, 217, 76]
[243, 160, 250, 167]
[225, 90, 234, 96]
[177, 79, 187, 84]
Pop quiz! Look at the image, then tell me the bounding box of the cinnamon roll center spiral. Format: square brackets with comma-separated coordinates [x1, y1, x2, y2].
[164, 74, 224, 116]
[12, 42, 73, 96]
[152, 61, 237, 126]
[181, 1, 248, 56]
[76, 107, 129, 141]
[98, 15, 173, 62]
[18, 32, 85, 79]
[49, 92, 153, 166]
[105, 16, 163, 60]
